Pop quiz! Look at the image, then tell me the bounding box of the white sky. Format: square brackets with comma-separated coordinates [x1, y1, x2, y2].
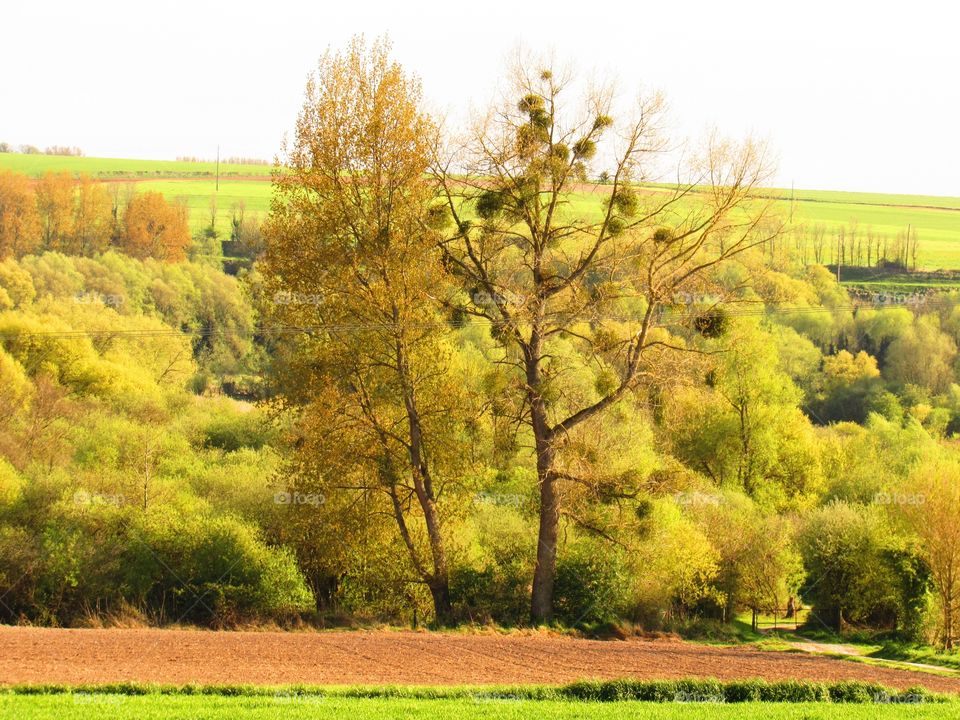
[3, 0, 957, 195]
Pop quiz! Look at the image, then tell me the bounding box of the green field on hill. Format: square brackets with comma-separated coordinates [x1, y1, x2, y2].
[0, 152, 271, 178]
[2, 153, 957, 267]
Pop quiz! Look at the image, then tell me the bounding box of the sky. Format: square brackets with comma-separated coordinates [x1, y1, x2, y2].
[2, 0, 957, 196]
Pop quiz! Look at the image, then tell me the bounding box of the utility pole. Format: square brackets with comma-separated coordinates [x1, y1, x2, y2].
[907, 223, 913, 270]
[216, 144, 220, 192]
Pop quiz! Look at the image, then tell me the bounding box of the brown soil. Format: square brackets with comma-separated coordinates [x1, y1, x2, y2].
[1, 626, 958, 692]
[93, 175, 271, 183]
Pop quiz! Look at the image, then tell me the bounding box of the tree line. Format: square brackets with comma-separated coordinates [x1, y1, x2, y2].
[0, 143, 84, 156]
[783, 221, 920, 271]
[0, 171, 190, 261]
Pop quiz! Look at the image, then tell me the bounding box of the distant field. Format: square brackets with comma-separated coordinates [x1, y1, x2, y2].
[135, 179, 273, 234]
[782, 191, 960, 270]
[2, 153, 957, 267]
[0, 152, 271, 178]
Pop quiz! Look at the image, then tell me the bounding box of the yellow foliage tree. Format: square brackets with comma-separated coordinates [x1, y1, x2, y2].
[121, 192, 190, 261]
[72, 174, 113, 255]
[903, 460, 960, 649]
[265, 37, 466, 623]
[35, 171, 76, 252]
[0, 171, 41, 259]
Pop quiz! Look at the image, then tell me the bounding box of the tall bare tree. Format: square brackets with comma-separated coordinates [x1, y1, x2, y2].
[435, 56, 782, 621]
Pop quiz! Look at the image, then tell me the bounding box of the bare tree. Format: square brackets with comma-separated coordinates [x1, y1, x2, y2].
[435, 55, 782, 621]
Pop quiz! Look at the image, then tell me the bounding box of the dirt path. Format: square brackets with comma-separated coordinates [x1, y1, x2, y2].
[94, 174, 271, 183]
[787, 640, 955, 673]
[1, 627, 959, 692]
[789, 641, 862, 656]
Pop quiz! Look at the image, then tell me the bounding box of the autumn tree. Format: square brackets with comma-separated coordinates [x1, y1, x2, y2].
[690, 494, 804, 628]
[885, 315, 957, 393]
[903, 460, 960, 649]
[121, 191, 191, 260]
[0, 171, 41, 258]
[72, 174, 113, 255]
[264, 37, 468, 624]
[738, 515, 804, 629]
[435, 56, 782, 622]
[668, 321, 822, 506]
[35, 171, 76, 252]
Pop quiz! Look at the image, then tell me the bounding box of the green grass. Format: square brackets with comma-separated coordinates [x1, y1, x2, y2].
[133, 179, 273, 234]
[1, 679, 949, 702]
[778, 188, 960, 212]
[109, 178, 960, 270]
[787, 199, 960, 270]
[3, 695, 957, 720]
[868, 645, 960, 672]
[0, 152, 271, 178]
[1, 680, 955, 719]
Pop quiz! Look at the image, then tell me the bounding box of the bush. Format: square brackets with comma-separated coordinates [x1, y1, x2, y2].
[828, 680, 885, 703]
[123, 512, 314, 625]
[450, 564, 528, 626]
[201, 411, 273, 452]
[449, 504, 531, 625]
[798, 501, 930, 637]
[553, 544, 629, 625]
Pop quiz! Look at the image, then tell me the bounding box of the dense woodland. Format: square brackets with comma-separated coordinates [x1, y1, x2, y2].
[1, 39, 958, 650]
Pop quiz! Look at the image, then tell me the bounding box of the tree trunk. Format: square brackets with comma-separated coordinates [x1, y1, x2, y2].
[531, 438, 559, 623]
[428, 580, 453, 626]
[397, 338, 454, 626]
[528, 328, 558, 624]
[944, 590, 954, 650]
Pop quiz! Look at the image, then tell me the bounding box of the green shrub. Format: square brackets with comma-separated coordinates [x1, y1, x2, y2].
[553, 543, 629, 626]
[201, 412, 273, 452]
[122, 512, 314, 625]
[828, 680, 886, 703]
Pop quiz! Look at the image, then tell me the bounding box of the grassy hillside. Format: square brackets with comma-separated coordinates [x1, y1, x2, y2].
[0, 152, 271, 178]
